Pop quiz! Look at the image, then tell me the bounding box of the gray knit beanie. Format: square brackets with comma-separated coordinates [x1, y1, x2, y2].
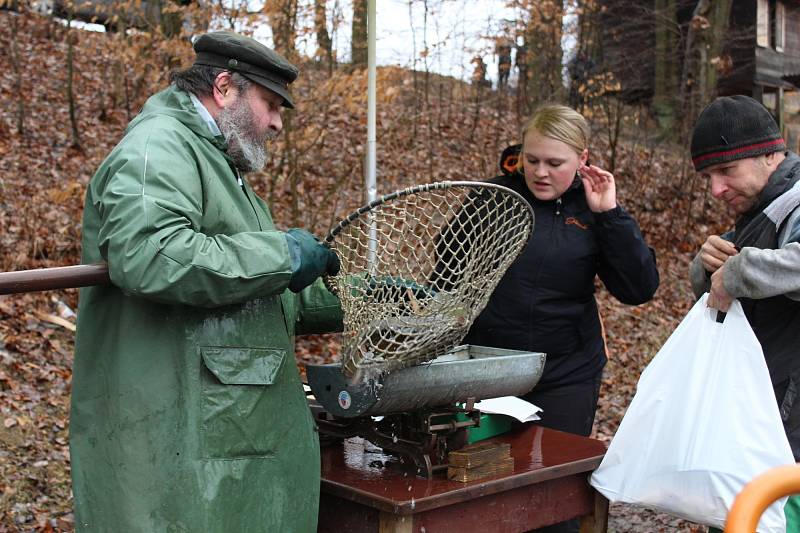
[690, 95, 785, 171]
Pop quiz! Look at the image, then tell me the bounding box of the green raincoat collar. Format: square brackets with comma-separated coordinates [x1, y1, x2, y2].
[128, 85, 229, 153]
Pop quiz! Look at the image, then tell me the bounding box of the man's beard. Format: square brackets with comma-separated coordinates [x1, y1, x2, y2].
[217, 97, 277, 173]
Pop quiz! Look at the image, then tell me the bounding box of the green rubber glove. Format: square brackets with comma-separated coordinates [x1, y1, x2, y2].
[285, 229, 340, 293]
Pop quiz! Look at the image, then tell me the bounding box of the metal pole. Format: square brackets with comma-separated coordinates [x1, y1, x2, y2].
[0, 263, 110, 295]
[366, 0, 377, 203]
[366, 0, 378, 272]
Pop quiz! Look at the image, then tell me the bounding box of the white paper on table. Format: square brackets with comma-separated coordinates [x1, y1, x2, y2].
[474, 396, 542, 423]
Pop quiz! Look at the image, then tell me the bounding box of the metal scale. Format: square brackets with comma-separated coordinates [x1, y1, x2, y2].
[306, 344, 546, 478]
[308, 180, 539, 478]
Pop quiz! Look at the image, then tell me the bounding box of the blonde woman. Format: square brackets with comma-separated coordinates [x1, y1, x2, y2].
[465, 106, 658, 530]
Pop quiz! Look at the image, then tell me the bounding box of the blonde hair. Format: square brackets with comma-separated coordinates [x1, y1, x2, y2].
[518, 105, 589, 170]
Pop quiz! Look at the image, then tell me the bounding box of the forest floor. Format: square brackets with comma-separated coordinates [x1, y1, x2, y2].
[0, 9, 732, 532]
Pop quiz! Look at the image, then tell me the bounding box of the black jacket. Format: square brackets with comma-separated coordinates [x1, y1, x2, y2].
[463, 172, 660, 389]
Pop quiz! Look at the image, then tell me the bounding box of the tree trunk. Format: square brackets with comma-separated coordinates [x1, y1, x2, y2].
[66, 9, 82, 150]
[11, 14, 25, 137]
[265, 0, 298, 58]
[523, 0, 565, 108]
[602, 94, 623, 173]
[700, 0, 732, 103]
[570, 0, 601, 114]
[351, 0, 368, 67]
[154, 0, 182, 38]
[680, 0, 732, 132]
[652, 0, 678, 135]
[314, 0, 333, 72]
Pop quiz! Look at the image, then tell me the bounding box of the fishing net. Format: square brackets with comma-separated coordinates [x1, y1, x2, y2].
[325, 181, 534, 379]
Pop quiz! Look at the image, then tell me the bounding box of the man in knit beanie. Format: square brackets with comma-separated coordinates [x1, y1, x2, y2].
[689, 95, 800, 531]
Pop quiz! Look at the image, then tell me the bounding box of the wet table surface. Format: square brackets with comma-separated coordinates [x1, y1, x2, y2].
[319, 425, 609, 532]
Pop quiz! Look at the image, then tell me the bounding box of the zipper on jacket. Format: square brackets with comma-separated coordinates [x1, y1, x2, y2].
[236, 168, 264, 231]
[526, 198, 559, 350]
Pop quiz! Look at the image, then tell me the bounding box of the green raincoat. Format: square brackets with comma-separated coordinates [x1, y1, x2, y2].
[71, 85, 342, 532]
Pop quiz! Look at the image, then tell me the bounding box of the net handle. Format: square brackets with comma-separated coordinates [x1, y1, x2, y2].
[323, 180, 534, 245]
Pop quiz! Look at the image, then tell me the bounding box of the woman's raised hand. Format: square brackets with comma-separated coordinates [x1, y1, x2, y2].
[579, 164, 617, 213]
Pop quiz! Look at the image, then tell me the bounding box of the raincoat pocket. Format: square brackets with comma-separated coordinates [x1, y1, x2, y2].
[199, 346, 286, 459]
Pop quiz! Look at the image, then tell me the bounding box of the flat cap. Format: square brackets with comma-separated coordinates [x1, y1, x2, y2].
[193, 31, 299, 109]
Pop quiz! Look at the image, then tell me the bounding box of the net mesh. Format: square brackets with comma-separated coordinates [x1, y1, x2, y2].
[325, 181, 534, 378]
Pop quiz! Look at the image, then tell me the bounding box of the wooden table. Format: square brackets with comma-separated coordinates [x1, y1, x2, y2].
[318, 425, 609, 533]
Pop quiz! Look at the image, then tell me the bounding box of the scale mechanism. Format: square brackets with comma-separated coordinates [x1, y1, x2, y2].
[306, 344, 545, 478]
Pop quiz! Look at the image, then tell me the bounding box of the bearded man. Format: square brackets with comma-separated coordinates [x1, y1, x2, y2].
[71, 32, 342, 532]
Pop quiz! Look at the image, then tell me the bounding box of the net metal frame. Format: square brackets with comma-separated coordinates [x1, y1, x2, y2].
[325, 181, 534, 378]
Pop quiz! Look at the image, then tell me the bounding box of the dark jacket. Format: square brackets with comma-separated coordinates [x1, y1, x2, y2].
[464, 171, 659, 389]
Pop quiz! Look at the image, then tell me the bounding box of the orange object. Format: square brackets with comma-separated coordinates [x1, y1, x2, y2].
[725, 464, 800, 532]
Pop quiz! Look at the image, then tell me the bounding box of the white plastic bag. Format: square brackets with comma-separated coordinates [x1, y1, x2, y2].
[590, 294, 794, 532]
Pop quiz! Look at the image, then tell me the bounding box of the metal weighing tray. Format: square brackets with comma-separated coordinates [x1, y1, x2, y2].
[306, 344, 546, 418]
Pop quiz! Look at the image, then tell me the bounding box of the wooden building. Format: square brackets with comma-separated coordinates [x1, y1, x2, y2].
[594, 0, 800, 143]
[723, 0, 800, 134]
